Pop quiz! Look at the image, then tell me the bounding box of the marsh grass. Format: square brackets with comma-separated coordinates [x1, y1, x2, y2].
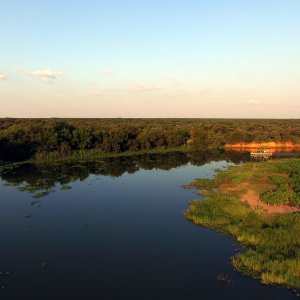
[185, 158, 300, 290]
[190, 178, 215, 190]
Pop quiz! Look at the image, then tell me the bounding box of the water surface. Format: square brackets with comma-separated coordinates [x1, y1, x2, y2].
[0, 152, 297, 299]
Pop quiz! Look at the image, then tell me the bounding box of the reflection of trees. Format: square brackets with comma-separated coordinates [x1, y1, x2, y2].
[0, 151, 250, 191]
[134, 152, 189, 170]
[187, 150, 249, 165]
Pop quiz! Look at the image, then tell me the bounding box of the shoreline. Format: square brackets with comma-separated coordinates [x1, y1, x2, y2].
[0, 146, 191, 168]
[225, 141, 300, 151]
[185, 158, 300, 291]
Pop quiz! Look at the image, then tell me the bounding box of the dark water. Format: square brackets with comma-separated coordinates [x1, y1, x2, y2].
[0, 151, 297, 299]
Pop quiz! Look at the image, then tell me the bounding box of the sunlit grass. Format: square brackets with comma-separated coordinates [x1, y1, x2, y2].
[185, 158, 300, 290]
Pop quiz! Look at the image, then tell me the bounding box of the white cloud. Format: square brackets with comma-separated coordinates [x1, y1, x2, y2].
[0, 72, 8, 80]
[22, 69, 64, 83]
[129, 82, 161, 92]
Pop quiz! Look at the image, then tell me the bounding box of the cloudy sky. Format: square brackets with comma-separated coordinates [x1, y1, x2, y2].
[0, 0, 300, 118]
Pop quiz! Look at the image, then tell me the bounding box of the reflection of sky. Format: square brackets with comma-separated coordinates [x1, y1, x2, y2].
[0, 1, 300, 118]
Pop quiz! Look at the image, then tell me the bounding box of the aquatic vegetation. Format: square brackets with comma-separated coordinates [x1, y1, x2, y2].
[19, 183, 54, 198]
[32, 191, 52, 198]
[18, 179, 53, 194]
[60, 185, 72, 190]
[185, 159, 300, 290]
[19, 185, 41, 192]
[190, 178, 215, 190]
[216, 273, 234, 286]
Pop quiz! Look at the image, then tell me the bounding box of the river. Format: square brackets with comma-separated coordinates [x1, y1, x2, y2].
[0, 151, 297, 299]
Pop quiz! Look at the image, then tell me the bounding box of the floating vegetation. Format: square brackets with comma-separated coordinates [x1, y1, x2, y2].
[32, 191, 51, 198]
[19, 185, 40, 193]
[216, 273, 234, 286]
[60, 185, 72, 190]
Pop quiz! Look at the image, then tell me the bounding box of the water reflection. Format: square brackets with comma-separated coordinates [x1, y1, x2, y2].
[0, 150, 297, 300]
[0, 151, 249, 197]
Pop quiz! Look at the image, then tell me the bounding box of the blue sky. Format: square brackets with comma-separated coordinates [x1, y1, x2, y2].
[1, 0, 300, 117]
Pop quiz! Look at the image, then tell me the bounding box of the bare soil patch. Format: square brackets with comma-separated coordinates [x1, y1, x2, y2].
[219, 183, 300, 215]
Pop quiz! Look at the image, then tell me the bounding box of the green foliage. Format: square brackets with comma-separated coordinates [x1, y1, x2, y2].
[1, 118, 300, 162]
[259, 161, 300, 206]
[185, 159, 300, 290]
[269, 175, 288, 185]
[186, 194, 300, 290]
[260, 189, 297, 206]
[214, 164, 258, 185]
[191, 178, 215, 190]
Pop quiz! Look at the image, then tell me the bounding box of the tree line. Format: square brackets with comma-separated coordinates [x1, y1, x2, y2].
[0, 118, 299, 162]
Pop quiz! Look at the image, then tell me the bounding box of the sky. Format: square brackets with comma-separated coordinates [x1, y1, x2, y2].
[0, 0, 300, 118]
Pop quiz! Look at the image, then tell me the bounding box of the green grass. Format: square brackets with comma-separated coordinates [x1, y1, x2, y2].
[190, 178, 216, 190]
[185, 158, 300, 291]
[259, 161, 300, 206]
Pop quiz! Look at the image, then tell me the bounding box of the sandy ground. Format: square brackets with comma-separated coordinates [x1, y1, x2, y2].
[219, 183, 300, 215]
[241, 184, 299, 214]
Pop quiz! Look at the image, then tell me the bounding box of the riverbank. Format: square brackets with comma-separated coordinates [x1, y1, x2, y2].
[185, 158, 300, 291]
[0, 146, 190, 168]
[225, 141, 300, 151]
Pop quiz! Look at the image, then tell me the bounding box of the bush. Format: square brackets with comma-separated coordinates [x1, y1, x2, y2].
[260, 189, 296, 206]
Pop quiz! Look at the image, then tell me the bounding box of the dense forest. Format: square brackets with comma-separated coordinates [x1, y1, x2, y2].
[0, 118, 299, 162]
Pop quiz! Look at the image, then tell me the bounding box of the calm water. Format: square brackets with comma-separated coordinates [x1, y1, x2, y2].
[0, 152, 297, 299]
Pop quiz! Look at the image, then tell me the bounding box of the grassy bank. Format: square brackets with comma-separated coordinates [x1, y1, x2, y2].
[185, 159, 300, 291]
